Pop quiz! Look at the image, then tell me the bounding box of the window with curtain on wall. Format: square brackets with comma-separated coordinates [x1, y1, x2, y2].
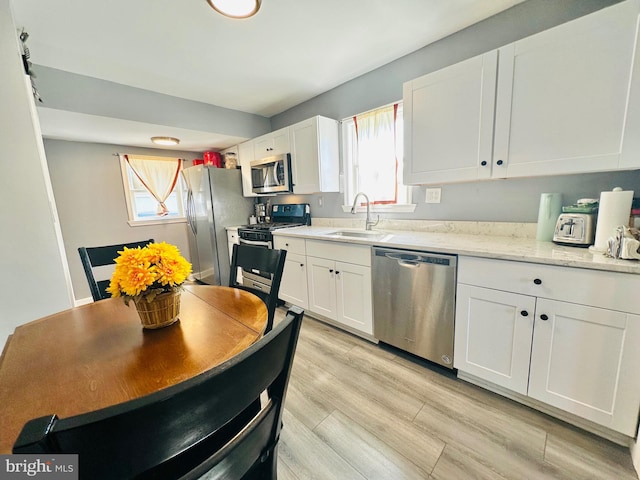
[342, 102, 414, 212]
[119, 154, 186, 226]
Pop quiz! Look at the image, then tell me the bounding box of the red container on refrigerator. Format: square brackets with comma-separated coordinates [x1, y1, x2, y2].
[203, 151, 222, 167]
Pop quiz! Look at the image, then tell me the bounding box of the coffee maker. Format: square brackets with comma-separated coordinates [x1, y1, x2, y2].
[255, 203, 268, 223]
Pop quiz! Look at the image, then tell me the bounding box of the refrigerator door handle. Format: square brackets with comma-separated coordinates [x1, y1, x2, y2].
[187, 190, 197, 235]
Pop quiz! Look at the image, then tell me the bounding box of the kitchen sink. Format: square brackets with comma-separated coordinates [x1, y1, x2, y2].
[324, 230, 392, 241]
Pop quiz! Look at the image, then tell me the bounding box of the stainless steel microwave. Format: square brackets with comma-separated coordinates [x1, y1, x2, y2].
[250, 153, 293, 194]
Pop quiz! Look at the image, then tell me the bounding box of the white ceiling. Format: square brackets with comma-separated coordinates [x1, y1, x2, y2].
[11, 0, 523, 151]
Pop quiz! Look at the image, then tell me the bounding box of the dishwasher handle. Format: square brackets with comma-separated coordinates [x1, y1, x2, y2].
[398, 259, 420, 268]
[384, 253, 421, 268]
[379, 250, 454, 267]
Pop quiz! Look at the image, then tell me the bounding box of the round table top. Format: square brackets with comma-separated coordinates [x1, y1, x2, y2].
[0, 284, 267, 453]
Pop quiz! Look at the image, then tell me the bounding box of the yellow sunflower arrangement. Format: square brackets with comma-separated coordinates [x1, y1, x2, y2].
[107, 242, 192, 305]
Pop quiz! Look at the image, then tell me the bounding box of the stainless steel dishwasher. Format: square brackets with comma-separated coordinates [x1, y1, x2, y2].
[372, 247, 457, 368]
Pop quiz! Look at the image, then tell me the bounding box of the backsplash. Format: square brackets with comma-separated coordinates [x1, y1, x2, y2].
[312, 218, 537, 239]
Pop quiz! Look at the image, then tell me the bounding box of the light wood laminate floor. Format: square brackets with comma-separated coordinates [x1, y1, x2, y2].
[275, 310, 639, 480]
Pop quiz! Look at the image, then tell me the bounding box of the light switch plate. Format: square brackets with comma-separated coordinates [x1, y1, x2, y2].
[426, 188, 441, 204]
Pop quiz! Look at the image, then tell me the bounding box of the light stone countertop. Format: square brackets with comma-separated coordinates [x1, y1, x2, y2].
[273, 225, 640, 275]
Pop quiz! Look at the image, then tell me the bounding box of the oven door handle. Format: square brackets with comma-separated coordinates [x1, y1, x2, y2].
[239, 237, 273, 248]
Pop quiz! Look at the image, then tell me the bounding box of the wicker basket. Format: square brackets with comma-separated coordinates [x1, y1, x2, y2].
[134, 291, 181, 329]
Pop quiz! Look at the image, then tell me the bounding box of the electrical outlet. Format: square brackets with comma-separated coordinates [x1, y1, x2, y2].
[318, 196, 323, 207]
[425, 188, 441, 204]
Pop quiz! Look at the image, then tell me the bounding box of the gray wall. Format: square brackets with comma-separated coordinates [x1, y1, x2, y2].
[44, 139, 197, 301]
[271, 0, 637, 223]
[35, 66, 272, 140]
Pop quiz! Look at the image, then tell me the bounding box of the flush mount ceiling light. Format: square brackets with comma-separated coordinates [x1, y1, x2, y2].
[151, 136, 180, 146]
[206, 0, 261, 19]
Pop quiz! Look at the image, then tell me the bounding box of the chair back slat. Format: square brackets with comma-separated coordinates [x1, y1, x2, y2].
[78, 239, 154, 301]
[14, 307, 304, 480]
[229, 244, 287, 333]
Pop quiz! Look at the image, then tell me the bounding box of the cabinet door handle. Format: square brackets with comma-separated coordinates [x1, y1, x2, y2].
[300, 263, 304, 267]
[481, 160, 487, 166]
[520, 310, 528, 317]
[496, 159, 504, 166]
[335, 271, 340, 275]
[533, 278, 542, 285]
[540, 314, 549, 321]
[329, 269, 334, 273]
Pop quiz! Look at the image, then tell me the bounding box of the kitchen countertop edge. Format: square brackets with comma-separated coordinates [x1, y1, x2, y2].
[273, 226, 640, 275]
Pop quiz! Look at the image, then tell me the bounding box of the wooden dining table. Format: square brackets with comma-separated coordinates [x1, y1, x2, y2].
[0, 284, 267, 454]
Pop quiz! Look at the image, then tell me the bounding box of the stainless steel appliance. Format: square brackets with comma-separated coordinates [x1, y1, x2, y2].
[250, 154, 292, 194]
[552, 213, 596, 246]
[182, 166, 253, 285]
[255, 203, 268, 223]
[372, 247, 457, 369]
[237, 204, 310, 290]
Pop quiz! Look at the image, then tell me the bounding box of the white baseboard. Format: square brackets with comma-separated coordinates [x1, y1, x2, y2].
[457, 371, 632, 446]
[74, 297, 94, 307]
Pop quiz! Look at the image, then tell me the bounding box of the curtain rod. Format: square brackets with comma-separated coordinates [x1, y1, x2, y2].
[113, 153, 186, 161]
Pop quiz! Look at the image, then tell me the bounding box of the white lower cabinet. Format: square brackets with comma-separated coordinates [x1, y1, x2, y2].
[455, 284, 535, 395]
[528, 299, 640, 435]
[306, 258, 372, 334]
[274, 236, 308, 310]
[226, 228, 239, 264]
[226, 228, 241, 283]
[306, 256, 337, 318]
[454, 256, 640, 437]
[305, 240, 373, 335]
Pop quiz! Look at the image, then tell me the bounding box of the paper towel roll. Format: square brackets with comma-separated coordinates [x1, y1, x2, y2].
[536, 193, 562, 241]
[593, 188, 634, 251]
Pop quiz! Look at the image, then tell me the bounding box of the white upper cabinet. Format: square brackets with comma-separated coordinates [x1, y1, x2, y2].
[403, 51, 498, 185]
[494, 0, 639, 178]
[253, 127, 290, 159]
[237, 140, 257, 197]
[290, 116, 339, 194]
[404, 0, 640, 185]
[233, 116, 339, 196]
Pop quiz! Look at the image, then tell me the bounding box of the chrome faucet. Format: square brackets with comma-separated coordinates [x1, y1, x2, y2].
[350, 192, 379, 230]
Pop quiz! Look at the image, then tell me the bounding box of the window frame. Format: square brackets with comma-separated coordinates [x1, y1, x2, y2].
[341, 102, 415, 213]
[119, 155, 187, 227]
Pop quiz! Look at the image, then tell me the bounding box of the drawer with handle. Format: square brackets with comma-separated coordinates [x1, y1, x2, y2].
[458, 256, 640, 314]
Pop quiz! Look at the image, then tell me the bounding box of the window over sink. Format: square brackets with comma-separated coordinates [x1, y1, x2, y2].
[341, 102, 414, 213]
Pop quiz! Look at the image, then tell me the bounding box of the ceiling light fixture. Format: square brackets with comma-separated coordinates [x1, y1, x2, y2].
[206, 0, 261, 19]
[151, 136, 180, 146]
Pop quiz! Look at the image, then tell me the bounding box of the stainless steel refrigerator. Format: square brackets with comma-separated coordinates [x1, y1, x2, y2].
[182, 166, 253, 285]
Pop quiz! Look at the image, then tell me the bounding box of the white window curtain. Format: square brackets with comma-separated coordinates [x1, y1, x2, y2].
[353, 103, 399, 204]
[124, 155, 182, 216]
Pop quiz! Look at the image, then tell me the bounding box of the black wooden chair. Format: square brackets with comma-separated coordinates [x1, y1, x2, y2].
[229, 243, 287, 333]
[78, 239, 154, 301]
[13, 306, 304, 480]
